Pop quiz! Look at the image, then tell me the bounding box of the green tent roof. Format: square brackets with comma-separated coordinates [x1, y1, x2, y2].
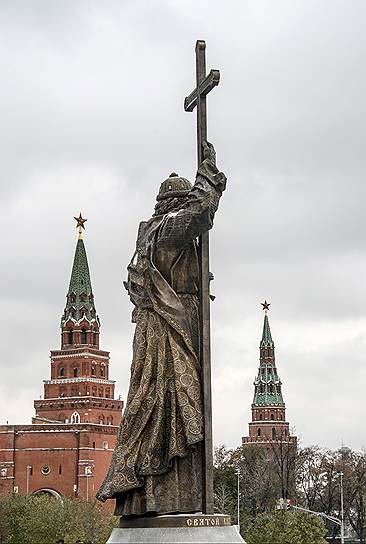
[61, 238, 99, 326]
[260, 314, 274, 348]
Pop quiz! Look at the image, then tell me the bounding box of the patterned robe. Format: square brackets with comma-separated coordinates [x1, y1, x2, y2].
[97, 155, 226, 516]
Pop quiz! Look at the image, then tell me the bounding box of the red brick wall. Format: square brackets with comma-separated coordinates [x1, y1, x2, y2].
[0, 425, 118, 503]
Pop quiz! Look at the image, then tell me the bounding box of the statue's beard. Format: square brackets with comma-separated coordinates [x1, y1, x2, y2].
[153, 196, 188, 217]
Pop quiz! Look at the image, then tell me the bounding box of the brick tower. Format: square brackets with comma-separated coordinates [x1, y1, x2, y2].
[34, 215, 122, 426]
[0, 216, 123, 500]
[242, 302, 296, 447]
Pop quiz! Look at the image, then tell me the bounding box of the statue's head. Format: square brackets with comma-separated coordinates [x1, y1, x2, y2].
[153, 173, 192, 216]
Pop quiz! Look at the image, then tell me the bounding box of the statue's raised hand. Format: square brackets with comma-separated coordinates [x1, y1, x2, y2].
[202, 141, 216, 166]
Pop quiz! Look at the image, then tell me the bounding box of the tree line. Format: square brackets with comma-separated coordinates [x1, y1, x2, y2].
[214, 441, 366, 542]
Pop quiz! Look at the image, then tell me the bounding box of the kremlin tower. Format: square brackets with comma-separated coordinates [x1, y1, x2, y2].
[0, 216, 123, 500]
[242, 302, 296, 447]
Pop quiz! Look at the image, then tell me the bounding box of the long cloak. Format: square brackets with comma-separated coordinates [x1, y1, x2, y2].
[97, 157, 226, 516]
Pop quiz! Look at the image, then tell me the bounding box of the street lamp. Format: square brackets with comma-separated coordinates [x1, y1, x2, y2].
[339, 472, 344, 544]
[236, 469, 240, 533]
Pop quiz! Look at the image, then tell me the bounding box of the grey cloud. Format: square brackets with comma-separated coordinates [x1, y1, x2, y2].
[1, 0, 365, 451]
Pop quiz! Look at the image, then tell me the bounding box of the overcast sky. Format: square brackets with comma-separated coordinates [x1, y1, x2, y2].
[1, 0, 365, 452]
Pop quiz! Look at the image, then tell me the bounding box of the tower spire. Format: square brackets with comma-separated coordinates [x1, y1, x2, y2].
[260, 301, 274, 348]
[61, 215, 99, 332]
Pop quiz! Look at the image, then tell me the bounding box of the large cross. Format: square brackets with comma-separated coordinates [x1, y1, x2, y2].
[184, 40, 220, 515]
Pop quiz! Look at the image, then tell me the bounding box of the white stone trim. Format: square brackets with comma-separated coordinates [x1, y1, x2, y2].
[51, 353, 109, 360]
[43, 378, 114, 385]
[0, 447, 114, 452]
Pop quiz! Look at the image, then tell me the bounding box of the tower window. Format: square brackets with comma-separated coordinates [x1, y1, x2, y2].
[257, 428, 261, 437]
[68, 330, 73, 345]
[259, 413, 263, 420]
[93, 332, 97, 345]
[102, 441, 108, 450]
[100, 365, 105, 378]
[271, 413, 274, 420]
[81, 329, 87, 344]
[59, 465, 62, 475]
[91, 365, 96, 376]
[73, 367, 78, 377]
[99, 415, 105, 425]
[59, 367, 65, 377]
[70, 411, 80, 424]
[272, 427, 276, 439]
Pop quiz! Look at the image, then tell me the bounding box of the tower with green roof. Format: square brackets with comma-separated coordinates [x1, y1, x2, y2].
[34, 215, 124, 427]
[242, 302, 297, 447]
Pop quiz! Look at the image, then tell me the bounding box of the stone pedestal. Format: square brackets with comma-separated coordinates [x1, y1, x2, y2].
[107, 513, 245, 543]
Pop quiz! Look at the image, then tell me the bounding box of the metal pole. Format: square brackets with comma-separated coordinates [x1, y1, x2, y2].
[236, 469, 240, 533]
[340, 472, 344, 544]
[26, 465, 31, 495]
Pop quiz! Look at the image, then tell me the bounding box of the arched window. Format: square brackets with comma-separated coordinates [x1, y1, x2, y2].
[91, 364, 96, 376]
[272, 427, 276, 439]
[70, 412, 80, 424]
[102, 441, 108, 450]
[105, 388, 110, 398]
[99, 415, 105, 425]
[59, 367, 65, 377]
[257, 428, 261, 437]
[271, 413, 274, 420]
[100, 365, 105, 378]
[81, 329, 87, 344]
[259, 413, 263, 420]
[73, 367, 78, 377]
[68, 330, 73, 345]
[93, 332, 97, 345]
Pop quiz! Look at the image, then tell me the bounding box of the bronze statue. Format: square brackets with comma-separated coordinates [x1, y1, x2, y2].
[97, 141, 226, 516]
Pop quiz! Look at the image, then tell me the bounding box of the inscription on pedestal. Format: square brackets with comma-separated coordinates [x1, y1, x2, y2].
[186, 516, 231, 527]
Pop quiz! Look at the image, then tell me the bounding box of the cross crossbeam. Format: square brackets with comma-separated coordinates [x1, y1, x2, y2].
[184, 69, 220, 112]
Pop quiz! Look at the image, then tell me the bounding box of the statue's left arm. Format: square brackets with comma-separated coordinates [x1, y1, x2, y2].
[157, 142, 227, 246]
